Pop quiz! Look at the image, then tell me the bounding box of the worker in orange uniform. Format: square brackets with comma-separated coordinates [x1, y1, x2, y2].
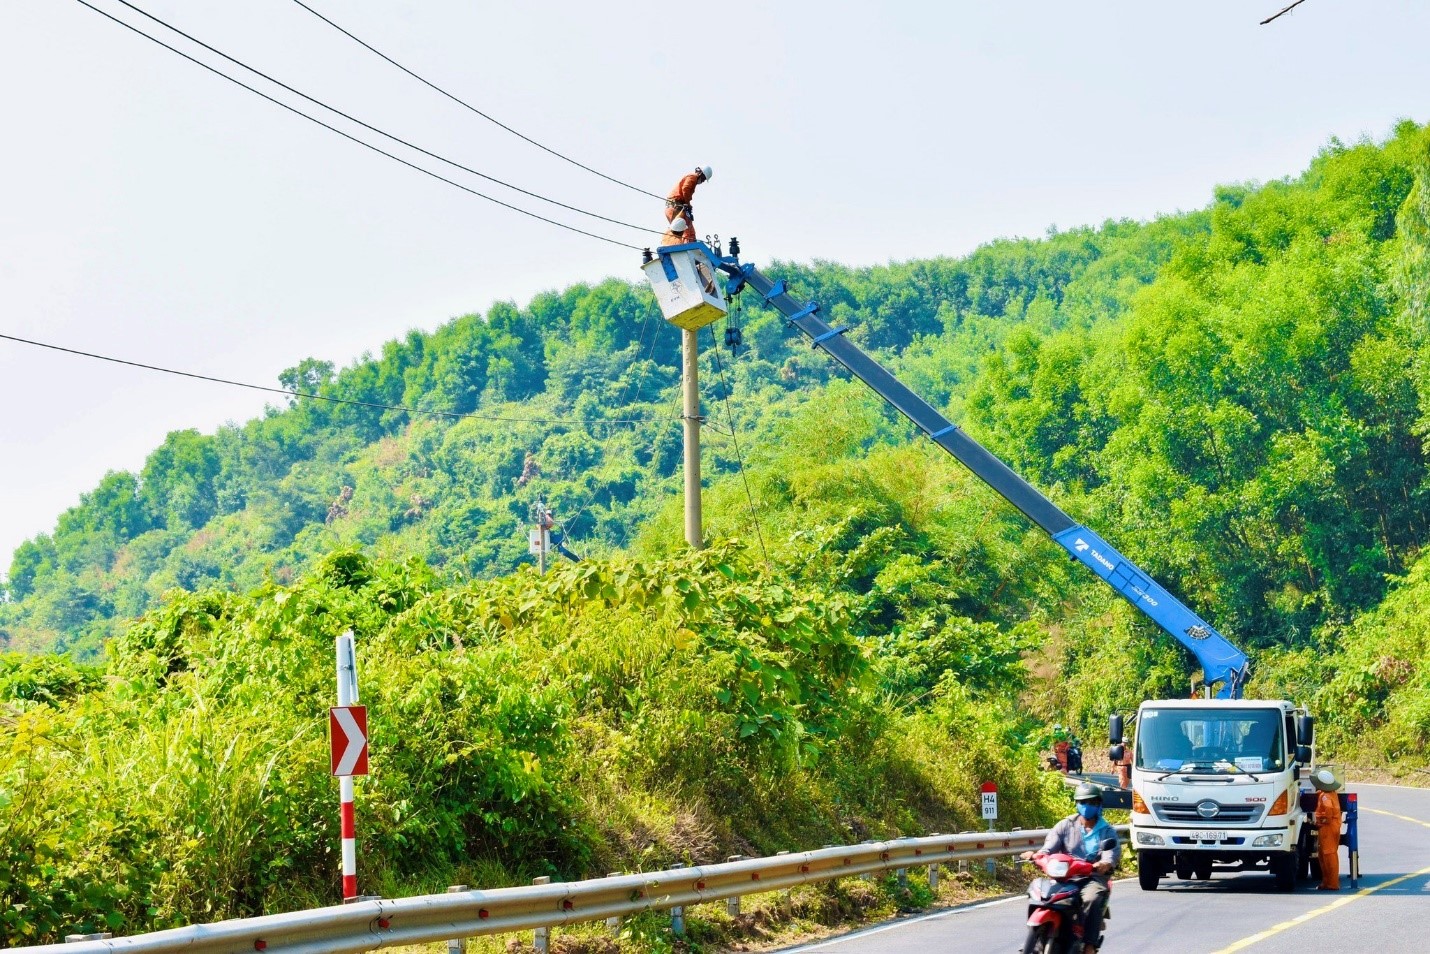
[1312, 768, 1342, 890]
[663, 165, 712, 245]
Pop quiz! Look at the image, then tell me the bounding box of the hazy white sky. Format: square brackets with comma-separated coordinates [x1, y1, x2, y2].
[2, 0, 1427, 571]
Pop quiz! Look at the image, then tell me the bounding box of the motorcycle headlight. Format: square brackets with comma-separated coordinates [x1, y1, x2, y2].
[1045, 859, 1071, 878]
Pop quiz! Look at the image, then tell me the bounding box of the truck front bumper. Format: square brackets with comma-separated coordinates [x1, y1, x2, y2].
[1131, 825, 1295, 852]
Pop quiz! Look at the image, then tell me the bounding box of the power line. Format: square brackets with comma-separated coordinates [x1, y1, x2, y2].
[105, 0, 658, 236]
[708, 317, 770, 564]
[1260, 0, 1310, 25]
[0, 332, 673, 428]
[69, 0, 645, 251]
[288, 0, 666, 202]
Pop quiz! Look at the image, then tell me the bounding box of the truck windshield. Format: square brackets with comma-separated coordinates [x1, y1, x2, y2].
[1135, 708, 1285, 774]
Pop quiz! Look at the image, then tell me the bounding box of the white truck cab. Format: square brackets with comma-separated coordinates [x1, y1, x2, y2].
[1114, 699, 1316, 891]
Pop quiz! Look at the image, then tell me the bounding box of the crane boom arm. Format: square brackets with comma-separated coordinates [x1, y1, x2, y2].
[717, 255, 1250, 697]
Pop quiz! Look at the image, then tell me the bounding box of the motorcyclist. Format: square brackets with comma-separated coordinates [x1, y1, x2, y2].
[1021, 782, 1120, 953]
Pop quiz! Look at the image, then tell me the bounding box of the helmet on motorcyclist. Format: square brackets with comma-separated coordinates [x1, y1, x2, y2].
[1074, 782, 1104, 821]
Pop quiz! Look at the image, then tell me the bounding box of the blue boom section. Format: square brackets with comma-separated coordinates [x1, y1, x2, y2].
[1050, 526, 1249, 696]
[702, 246, 1251, 698]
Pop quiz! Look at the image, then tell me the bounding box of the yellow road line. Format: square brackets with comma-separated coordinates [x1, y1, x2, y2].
[1210, 806, 1430, 953]
[1366, 807, 1430, 829]
[1209, 864, 1430, 953]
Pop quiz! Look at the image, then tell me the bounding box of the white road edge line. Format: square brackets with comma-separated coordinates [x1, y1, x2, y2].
[777, 878, 1136, 952]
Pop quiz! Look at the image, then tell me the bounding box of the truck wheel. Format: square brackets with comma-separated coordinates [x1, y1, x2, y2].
[1271, 852, 1296, 892]
[1139, 864, 1160, 891]
[1193, 859, 1213, 881]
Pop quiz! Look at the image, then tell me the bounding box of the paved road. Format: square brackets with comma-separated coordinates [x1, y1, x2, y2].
[778, 783, 1430, 954]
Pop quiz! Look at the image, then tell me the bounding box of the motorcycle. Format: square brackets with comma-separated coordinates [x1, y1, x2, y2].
[1020, 847, 1114, 954]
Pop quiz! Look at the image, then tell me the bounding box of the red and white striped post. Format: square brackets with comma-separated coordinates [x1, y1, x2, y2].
[333, 631, 365, 901]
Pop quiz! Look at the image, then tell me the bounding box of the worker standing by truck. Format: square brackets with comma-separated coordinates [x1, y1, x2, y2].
[663, 165, 712, 245]
[1313, 768, 1342, 890]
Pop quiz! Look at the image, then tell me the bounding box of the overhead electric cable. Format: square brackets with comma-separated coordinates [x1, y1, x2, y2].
[0, 332, 671, 428]
[708, 320, 769, 564]
[70, 0, 644, 251]
[104, 0, 658, 235]
[288, 0, 665, 202]
[1260, 0, 1309, 24]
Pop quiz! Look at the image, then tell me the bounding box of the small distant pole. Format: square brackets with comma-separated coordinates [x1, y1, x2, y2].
[529, 500, 553, 574]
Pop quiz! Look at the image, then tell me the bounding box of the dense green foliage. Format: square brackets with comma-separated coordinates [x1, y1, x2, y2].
[0, 202, 1204, 658]
[2, 121, 1429, 943]
[0, 548, 1061, 943]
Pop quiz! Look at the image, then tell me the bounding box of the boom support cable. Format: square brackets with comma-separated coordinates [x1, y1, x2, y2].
[105, 0, 658, 235]
[288, 0, 665, 202]
[69, 0, 645, 250]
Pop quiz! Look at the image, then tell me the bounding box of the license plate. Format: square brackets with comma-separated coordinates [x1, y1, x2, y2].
[1188, 830, 1226, 843]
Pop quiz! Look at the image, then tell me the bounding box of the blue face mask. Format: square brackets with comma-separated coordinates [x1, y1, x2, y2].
[1077, 803, 1102, 822]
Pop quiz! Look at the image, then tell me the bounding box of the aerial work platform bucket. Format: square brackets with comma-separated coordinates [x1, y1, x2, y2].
[642, 244, 727, 330]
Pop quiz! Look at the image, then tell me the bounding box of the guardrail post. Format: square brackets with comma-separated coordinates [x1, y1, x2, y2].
[668, 864, 686, 935]
[926, 833, 940, 891]
[775, 850, 794, 904]
[726, 856, 746, 916]
[605, 872, 623, 932]
[445, 885, 468, 954]
[532, 877, 551, 952]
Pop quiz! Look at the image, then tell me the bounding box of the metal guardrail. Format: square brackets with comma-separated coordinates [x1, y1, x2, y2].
[21, 827, 1127, 954]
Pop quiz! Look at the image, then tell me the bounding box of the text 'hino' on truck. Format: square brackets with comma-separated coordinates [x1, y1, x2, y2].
[642, 235, 1357, 894]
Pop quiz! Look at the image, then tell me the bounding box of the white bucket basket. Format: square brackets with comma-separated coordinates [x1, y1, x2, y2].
[642, 245, 727, 330]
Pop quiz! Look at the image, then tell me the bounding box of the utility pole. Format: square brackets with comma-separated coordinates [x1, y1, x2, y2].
[640, 241, 724, 552]
[682, 327, 703, 549]
[529, 500, 552, 573]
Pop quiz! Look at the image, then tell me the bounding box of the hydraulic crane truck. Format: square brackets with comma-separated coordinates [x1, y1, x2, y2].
[642, 238, 1355, 892]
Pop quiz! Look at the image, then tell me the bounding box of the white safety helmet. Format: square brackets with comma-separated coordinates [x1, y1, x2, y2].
[698, 165, 713, 181]
[1315, 769, 1338, 789]
[669, 216, 688, 232]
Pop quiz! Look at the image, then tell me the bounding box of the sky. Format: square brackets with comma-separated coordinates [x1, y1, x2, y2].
[1, 0, 1428, 572]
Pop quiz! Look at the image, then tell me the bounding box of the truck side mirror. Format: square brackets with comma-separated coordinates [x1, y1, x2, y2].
[1295, 713, 1314, 746]
[1109, 713, 1124, 745]
[1295, 744, 1313, 765]
[1109, 743, 1125, 763]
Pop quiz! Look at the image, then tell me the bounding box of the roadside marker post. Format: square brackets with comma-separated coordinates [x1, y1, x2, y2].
[981, 782, 999, 876]
[332, 631, 368, 901]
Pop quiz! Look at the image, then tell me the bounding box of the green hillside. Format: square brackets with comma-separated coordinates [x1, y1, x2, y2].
[0, 197, 1204, 659]
[1, 121, 1429, 944]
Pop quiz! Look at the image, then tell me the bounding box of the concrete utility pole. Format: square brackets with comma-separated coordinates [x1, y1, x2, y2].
[529, 500, 552, 573]
[682, 327, 703, 549]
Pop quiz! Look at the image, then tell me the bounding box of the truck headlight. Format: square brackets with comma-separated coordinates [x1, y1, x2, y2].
[1253, 833, 1284, 847]
[1136, 832, 1164, 846]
